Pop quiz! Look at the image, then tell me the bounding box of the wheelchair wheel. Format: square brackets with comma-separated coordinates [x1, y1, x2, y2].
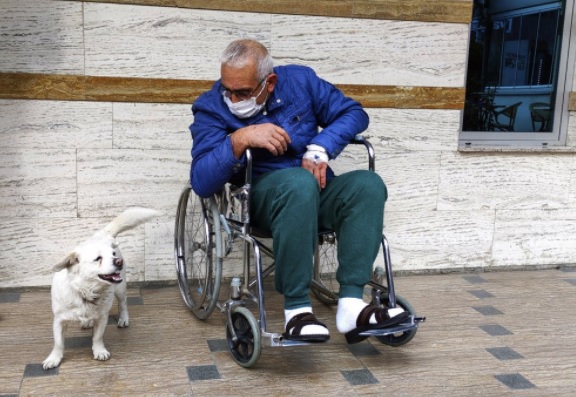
[373, 290, 418, 347]
[175, 186, 222, 320]
[226, 306, 261, 368]
[312, 232, 339, 305]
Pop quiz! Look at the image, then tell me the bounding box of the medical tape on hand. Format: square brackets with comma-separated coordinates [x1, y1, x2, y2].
[303, 144, 329, 165]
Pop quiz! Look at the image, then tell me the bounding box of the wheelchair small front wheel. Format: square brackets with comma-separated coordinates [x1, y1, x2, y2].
[226, 306, 261, 368]
[373, 291, 418, 347]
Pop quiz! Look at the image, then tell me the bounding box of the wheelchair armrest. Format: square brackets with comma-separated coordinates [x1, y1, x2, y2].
[243, 134, 375, 184]
[350, 135, 375, 171]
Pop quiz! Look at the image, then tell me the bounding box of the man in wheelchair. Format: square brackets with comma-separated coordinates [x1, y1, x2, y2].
[189, 39, 408, 344]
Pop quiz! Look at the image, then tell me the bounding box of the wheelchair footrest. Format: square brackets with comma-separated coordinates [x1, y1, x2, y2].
[357, 315, 424, 337]
[263, 332, 323, 348]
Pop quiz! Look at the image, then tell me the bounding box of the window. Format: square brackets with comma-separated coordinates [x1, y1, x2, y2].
[460, 0, 575, 147]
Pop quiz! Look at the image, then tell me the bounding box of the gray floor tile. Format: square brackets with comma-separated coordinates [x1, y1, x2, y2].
[0, 292, 20, 303]
[463, 275, 489, 284]
[479, 324, 513, 336]
[494, 373, 536, 389]
[486, 346, 524, 360]
[187, 365, 221, 381]
[473, 305, 504, 315]
[341, 369, 378, 386]
[468, 289, 495, 299]
[23, 364, 58, 377]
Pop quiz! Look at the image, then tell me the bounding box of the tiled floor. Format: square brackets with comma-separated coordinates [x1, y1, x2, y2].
[2, 268, 576, 396]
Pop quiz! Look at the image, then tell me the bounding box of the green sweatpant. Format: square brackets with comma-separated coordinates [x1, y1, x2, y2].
[250, 167, 387, 309]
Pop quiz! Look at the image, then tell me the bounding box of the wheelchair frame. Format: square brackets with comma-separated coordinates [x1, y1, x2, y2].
[175, 135, 425, 367]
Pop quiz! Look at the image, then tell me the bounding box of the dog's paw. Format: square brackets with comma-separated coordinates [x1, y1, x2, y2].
[117, 314, 129, 328]
[81, 320, 94, 329]
[42, 354, 62, 370]
[93, 348, 111, 361]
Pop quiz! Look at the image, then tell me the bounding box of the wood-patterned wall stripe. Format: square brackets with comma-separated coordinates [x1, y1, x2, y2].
[569, 92, 576, 111]
[74, 0, 473, 24]
[0, 72, 465, 109]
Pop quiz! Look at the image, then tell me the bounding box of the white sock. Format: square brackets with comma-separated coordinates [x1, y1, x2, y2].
[336, 298, 369, 333]
[285, 307, 329, 336]
[336, 297, 405, 333]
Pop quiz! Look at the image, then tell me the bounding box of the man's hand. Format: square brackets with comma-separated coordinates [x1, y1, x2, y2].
[230, 123, 291, 158]
[302, 159, 328, 189]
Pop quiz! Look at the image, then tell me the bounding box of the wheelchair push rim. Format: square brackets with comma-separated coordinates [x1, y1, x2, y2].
[174, 186, 222, 320]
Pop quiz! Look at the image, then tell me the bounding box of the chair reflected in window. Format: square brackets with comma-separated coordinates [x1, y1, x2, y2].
[529, 102, 552, 131]
[488, 102, 522, 131]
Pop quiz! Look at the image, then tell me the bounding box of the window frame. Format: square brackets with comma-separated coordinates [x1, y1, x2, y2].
[459, 0, 576, 148]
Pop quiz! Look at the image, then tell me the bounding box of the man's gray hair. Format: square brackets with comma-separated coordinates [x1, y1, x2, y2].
[220, 39, 274, 80]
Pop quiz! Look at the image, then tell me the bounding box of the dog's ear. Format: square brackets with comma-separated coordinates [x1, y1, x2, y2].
[53, 252, 79, 272]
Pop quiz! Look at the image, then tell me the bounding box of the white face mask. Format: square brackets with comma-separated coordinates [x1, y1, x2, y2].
[222, 81, 268, 119]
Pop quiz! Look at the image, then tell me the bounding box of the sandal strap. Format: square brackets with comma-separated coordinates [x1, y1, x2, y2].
[285, 312, 327, 335]
[356, 305, 390, 327]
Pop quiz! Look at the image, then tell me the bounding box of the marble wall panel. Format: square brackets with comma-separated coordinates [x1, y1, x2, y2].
[113, 103, 192, 150]
[77, 148, 190, 217]
[492, 209, 576, 267]
[568, 152, 576, 206]
[365, 108, 460, 151]
[384, 209, 495, 271]
[0, 149, 77, 218]
[0, 0, 84, 74]
[83, 3, 271, 79]
[144, 220, 175, 281]
[438, 151, 572, 211]
[271, 16, 468, 86]
[377, 151, 441, 213]
[81, 2, 467, 86]
[0, 100, 112, 149]
[0, 216, 150, 287]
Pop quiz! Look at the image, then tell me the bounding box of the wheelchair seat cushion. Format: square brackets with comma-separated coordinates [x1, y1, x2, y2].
[345, 305, 410, 344]
[282, 312, 330, 342]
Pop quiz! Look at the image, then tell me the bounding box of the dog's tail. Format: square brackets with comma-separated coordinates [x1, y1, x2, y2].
[102, 207, 161, 237]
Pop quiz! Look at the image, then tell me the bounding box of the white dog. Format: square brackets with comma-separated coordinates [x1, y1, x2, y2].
[42, 207, 160, 370]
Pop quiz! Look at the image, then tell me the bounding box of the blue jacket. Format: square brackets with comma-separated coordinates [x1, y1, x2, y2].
[190, 65, 369, 198]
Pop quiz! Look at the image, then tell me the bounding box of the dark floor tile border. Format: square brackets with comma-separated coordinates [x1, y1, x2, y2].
[186, 364, 221, 381]
[23, 363, 58, 377]
[341, 368, 379, 386]
[473, 305, 504, 316]
[494, 373, 536, 389]
[486, 347, 524, 361]
[479, 324, 513, 336]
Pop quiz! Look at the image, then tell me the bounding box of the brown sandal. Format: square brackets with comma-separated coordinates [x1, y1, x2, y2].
[282, 312, 330, 342]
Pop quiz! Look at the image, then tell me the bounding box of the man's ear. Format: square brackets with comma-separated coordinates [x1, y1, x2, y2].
[53, 252, 79, 272]
[266, 73, 277, 93]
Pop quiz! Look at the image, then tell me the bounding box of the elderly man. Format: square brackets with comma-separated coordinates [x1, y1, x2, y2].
[190, 39, 406, 344]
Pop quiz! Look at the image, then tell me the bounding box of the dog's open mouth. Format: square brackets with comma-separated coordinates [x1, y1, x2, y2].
[98, 272, 123, 284]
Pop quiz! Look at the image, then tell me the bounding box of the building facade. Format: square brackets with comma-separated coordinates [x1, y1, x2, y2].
[1, 0, 575, 288]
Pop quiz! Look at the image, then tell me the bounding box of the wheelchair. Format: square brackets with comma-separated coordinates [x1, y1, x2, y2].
[174, 135, 425, 367]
